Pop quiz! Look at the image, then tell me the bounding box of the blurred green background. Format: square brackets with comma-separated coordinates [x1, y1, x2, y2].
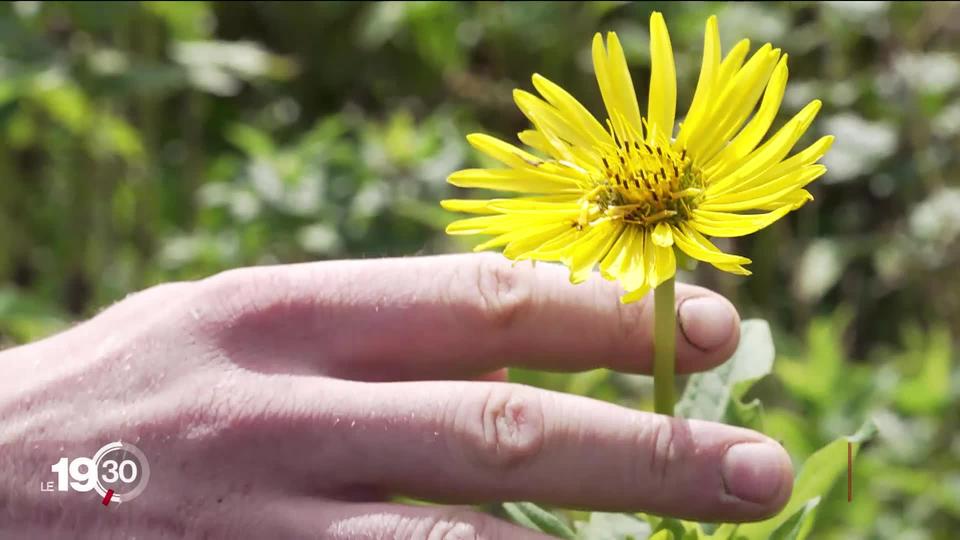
[0, 1, 957, 538]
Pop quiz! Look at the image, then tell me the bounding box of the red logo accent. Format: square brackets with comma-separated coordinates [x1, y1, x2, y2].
[847, 442, 853, 502]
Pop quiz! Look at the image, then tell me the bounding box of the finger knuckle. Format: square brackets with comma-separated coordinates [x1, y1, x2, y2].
[91, 281, 197, 334]
[452, 384, 546, 473]
[193, 267, 296, 333]
[637, 416, 686, 490]
[471, 254, 532, 331]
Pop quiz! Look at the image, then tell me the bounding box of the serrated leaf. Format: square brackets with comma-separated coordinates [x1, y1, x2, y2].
[503, 502, 576, 539]
[676, 320, 775, 422]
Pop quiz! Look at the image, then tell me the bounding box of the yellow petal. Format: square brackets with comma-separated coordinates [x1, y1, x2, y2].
[517, 129, 556, 157]
[440, 199, 497, 215]
[676, 15, 721, 148]
[473, 220, 566, 252]
[605, 33, 644, 132]
[485, 199, 582, 214]
[620, 249, 648, 291]
[442, 194, 581, 215]
[448, 168, 582, 193]
[672, 223, 751, 266]
[592, 33, 616, 125]
[620, 284, 651, 304]
[592, 32, 643, 139]
[466, 133, 548, 170]
[500, 221, 574, 258]
[569, 221, 624, 283]
[600, 226, 635, 278]
[714, 262, 753, 275]
[516, 129, 594, 170]
[642, 230, 677, 288]
[446, 213, 569, 235]
[696, 45, 782, 164]
[684, 38, 751, 156]
[706, 55, 789, 175]
[691, 206, 792, 237]
[651, 221, 674, 247]
[514, 90, 599, 153]
[517, 225, 584, 262]
[531, 74, 612, 146]
[706, 99, 822, 196]
[723, 135, 834, 195]
[755, 189, 814, 211]
[648, 12, 677, 140]
[702, 165, 826, 211]
[601, 226, 647, 290]
[715, 38, 752, 90]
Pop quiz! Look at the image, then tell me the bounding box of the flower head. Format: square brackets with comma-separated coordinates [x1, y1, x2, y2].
[443, 13, 833, 302]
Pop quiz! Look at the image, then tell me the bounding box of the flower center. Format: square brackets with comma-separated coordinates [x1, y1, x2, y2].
[591, 132, 705, 227]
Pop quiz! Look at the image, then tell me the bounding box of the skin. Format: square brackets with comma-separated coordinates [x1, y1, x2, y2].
[0, 253, 794, 539]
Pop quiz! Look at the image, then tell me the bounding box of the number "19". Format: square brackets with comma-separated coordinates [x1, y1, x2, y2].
[50, 457, 138, 492]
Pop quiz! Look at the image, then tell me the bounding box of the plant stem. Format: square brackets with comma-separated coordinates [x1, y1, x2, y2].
[653, 277, 676, 415]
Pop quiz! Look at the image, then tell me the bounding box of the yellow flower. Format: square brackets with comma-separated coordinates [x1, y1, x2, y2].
[442, 13, 833, 302]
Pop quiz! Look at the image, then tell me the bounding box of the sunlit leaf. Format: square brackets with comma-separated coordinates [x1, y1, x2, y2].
[676, 320, 775, 423]
[769, 497, 819, 540]
[575, 513, 651, 540]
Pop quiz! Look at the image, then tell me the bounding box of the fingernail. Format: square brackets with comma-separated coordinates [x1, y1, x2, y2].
[678, 297, 736, 350]
[721, 442, 789, 504]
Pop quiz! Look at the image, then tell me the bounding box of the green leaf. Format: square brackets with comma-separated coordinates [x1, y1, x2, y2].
[652, 518, 687, 539]
[768, 497, 820, 540]
[775, 309, 851, 405]
[715, 421, 876, 540]
[227, 124, 277, 157]
[574, 513, 652, 540]
[676, 320, 775, 423]
[503, 502, 576, 539]
[503, 503, 541, 532]
[894, 325, 953, 414]
[763, 410, 818, 462]
[144, 1, 214, 40]
[726, 379, 766, 431]
[644, 516, 707, 540]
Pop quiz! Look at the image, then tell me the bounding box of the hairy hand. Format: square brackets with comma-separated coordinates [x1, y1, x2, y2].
[0, 254, 792, 539]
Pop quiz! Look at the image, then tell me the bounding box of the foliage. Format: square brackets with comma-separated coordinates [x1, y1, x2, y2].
[1, 2, 958, 537]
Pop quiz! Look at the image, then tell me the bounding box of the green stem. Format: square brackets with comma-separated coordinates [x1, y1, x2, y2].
[653, 277, 676, 415]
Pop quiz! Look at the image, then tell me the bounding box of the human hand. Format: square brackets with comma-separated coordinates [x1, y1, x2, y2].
[0, 254, 793, 539]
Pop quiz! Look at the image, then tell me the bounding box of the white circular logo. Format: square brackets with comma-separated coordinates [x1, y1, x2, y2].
[91, 441, 151, 504]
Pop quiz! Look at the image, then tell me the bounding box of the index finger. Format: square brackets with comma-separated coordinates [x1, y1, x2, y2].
[201, 253, 741, 380]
